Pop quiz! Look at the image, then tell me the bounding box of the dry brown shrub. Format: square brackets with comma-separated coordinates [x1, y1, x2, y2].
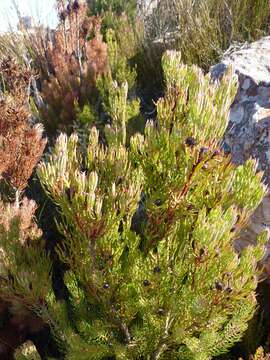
[0, 57, 46, 191]
[37, 1, 108, 134]
[0, 56, 32, 96]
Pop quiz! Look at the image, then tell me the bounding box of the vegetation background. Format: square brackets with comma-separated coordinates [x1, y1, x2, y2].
[0, 0, 270, 359]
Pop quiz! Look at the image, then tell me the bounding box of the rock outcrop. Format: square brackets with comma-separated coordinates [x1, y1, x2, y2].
[211, 37, 270, 275]
[137, 0, 158, 18]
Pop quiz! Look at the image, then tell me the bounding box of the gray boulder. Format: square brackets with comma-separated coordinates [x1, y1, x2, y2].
[211, 36, 270, 276]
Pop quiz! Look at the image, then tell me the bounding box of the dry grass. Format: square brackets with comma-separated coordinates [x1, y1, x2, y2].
[146, 0, 270, 69]
[111, 0, 270, 100]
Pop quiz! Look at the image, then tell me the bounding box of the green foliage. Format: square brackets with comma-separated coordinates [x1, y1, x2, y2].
[0, 199, 51, 307]
[36, 51, 266, 359]
[76, 103, 98, 128]
[105, 29, 137, 90]
[88, 0, 137, 37]
[1, 1, 270, 358]
[97, 28, 145, 145]
[89, 0, 137, 18]
[105, 14, 163, 98]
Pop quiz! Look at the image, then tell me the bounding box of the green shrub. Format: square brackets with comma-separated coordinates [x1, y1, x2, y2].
[20, 51, 265, 359]
[0, 1, 269, 358]
[88, 0, 137, 18]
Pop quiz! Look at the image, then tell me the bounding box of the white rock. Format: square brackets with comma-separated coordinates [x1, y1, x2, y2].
[212, 36, 270, 277]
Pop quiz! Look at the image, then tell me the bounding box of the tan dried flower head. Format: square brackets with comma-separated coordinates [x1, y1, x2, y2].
[0, 197, 42, 244]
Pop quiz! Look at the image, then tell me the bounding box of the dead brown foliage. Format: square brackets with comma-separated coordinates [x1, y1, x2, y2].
[37, 1, 108, 134]
[0, 56, 32, 97]
[0, 57, 46, 191]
